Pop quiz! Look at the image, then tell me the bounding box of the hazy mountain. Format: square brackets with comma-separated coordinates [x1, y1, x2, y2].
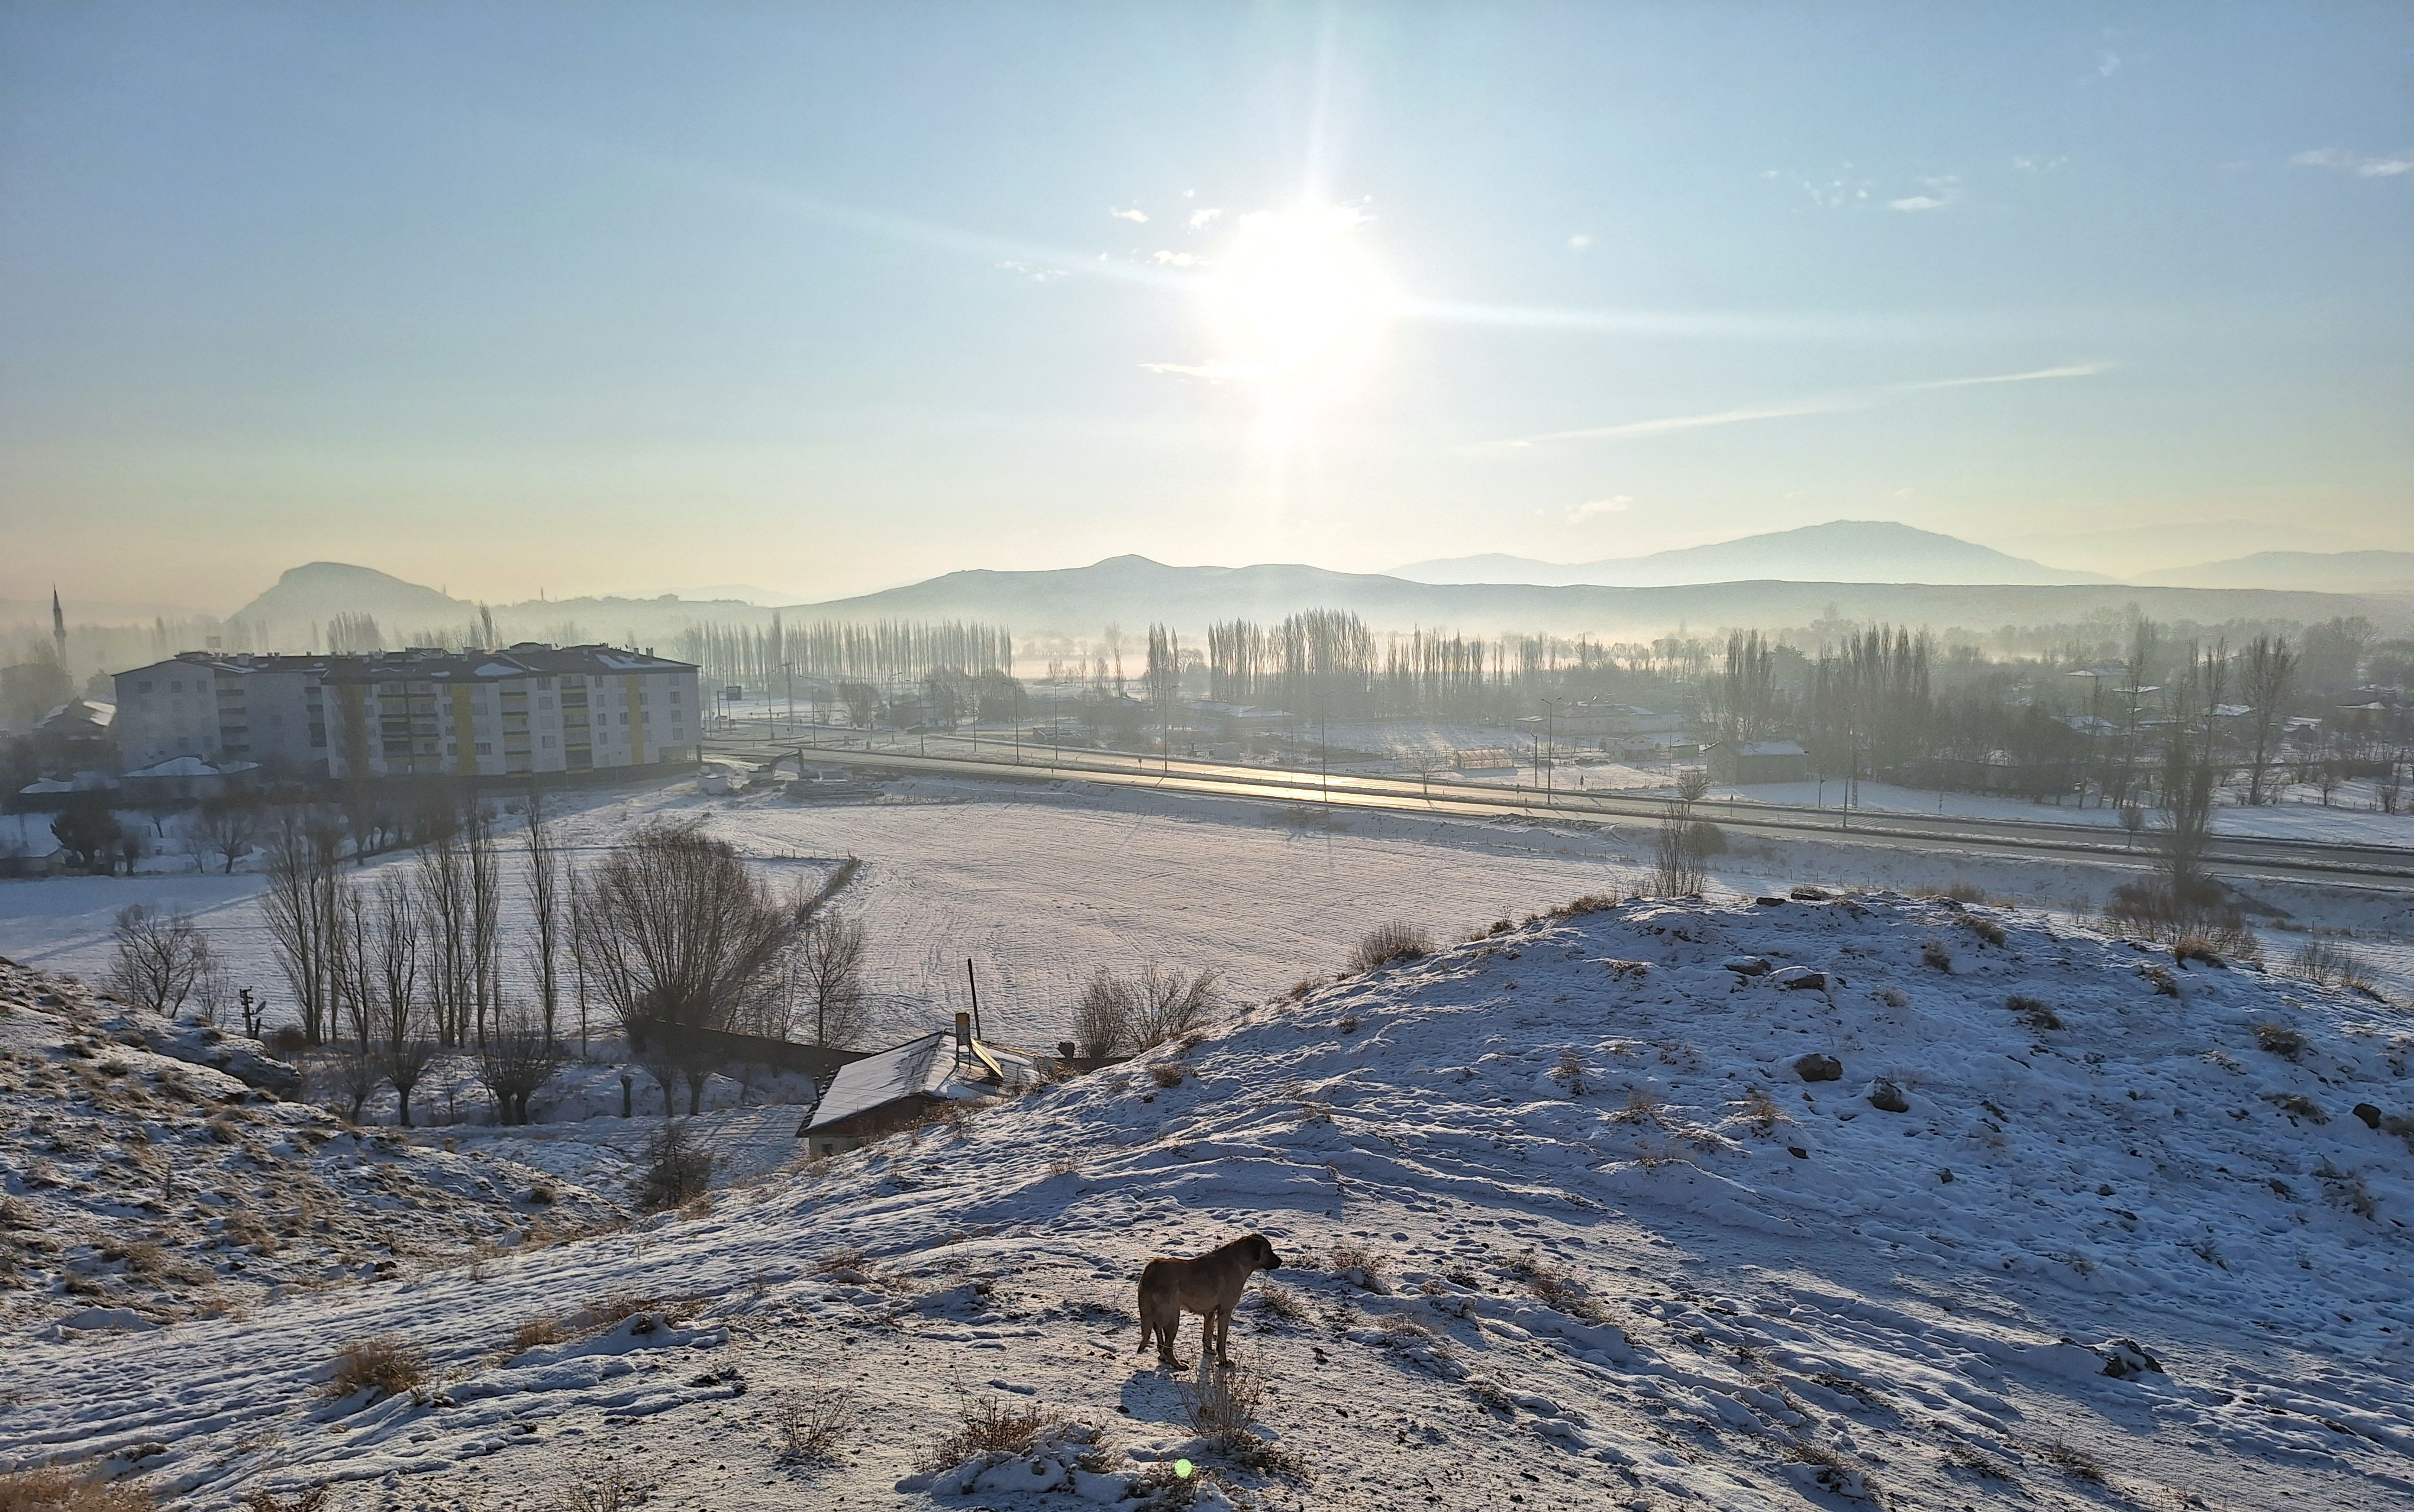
[1392, 520, 2109, 587]
[790, 553, 2374, 641]
[1995, 519, 2377, 580]
[231, 563, 473, 631]
[2134, 550, 2414, 595]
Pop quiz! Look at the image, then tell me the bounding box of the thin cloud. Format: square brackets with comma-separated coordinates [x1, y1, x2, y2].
[2096, 50, 2121, 78]
[1480, 398, 1851, 450]
[1567, 233, 1593, 251]
[1151, 250, 1199, 267]
[1111, 206, 1149, 222]
[1889, 195, 1951, 212]
[1566, 496, 1632, 524]
[1140, 360, 1276, 383]
[1187, 207, 1223, 228]
[995, 260, 1067, 282]
[1470, 363, 2108, 452]
[2291, 147, 2414, 179]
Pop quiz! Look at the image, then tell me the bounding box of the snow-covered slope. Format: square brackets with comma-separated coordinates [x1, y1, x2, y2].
[3, 895, 2410, 1509]
[0, 962, 623, 1337]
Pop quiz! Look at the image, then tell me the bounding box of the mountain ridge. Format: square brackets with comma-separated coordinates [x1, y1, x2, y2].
[1393, 519, 2111, 587]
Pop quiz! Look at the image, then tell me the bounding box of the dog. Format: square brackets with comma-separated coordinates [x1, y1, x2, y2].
[1135, 1233, 1283, 1368]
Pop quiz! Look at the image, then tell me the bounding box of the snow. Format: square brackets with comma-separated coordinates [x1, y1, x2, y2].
[806, 1032, 956, 1130]
[2, 893, 2409, 1509]
[6, 775, 2411, 1048]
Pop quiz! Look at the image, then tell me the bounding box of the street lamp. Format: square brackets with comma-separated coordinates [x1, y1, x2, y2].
[1538, 697, 1570, 799]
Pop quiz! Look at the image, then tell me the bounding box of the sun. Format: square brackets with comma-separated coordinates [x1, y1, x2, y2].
[1215, 206, 1382, 371]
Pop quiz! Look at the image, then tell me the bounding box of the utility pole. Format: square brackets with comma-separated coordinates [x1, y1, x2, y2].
[964, 957, 982, 1042]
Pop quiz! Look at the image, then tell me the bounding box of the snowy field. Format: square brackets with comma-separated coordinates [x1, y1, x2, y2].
[5, 776, 2411, 1057]
[4, 894, 2410, 1510]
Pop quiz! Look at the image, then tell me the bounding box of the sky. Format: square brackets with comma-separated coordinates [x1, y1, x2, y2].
[2, 1, 2410, 612]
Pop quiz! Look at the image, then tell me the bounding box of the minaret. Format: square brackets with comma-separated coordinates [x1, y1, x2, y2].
[50, 587, 66, 670]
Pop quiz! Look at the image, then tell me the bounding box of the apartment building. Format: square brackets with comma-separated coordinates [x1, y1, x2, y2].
[112, 645, 701, 781]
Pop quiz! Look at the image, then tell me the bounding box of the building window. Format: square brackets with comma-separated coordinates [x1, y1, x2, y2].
[476, 742, 492, 755]
[540, 735, 554, 748]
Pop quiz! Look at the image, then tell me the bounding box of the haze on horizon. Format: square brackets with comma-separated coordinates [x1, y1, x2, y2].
[2, 2, 2409, 613]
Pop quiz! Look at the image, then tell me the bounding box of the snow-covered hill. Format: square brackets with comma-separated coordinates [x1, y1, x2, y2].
[0, 962, 622, 1337]
[3, 894, 2410, 1510]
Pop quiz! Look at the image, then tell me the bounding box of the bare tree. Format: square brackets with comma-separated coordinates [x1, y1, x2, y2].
[475, 1007, 564, 1126]
[1071, 968, 1135, 1059]
[522, 785, 564, 1045]
[791, 915, 872, 1048]
[1717, 629, 1780, 744]
[191, 794, 262, 875]
[464, 800, 504, 1047]
[572, 819, 808, 1057]
[1132, 964, 1217, 1046]
[2236, 634, 2294, 806]
[106, 904, 216, 1017]
[261, 806, 347, 1043]
[417, 806, 473, 1046]
[377, 1019, 437, 1129]
[325, 1039, 384, 1123]
[1650, 799, 1708, 897]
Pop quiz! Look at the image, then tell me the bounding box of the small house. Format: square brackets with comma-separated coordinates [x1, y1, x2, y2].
[801, 1016, 1039, 1156]
[1705, 739, 1809, 785]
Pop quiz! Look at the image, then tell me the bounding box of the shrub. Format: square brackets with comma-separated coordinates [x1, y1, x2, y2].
[1348, 922, 1432, 975]
[776, 1391, 854, 1463]
[922, 1394, 1065, 1472]
[0, 1466, 155, 1512]
[1942, 881, 1986, 903]
[2289, 938, 2376, 994]
[1921, 941, 1952, 973]
[239, 1490, 329, 1512]
[1957, 913, 2006, 948]
[1325, 1243, 1389, 1291]
[1150, 1062, 1186, 1090]
[634, 1121, 713, 1211]
[509, 1314, 566, 1354]
[266, 1026, 309, 1057]
[2172, 936, 2227, 968]
[1501, 1254, 1605, 1321]
[812, 1247, 868, 1276]
[556, 1477, 635, 1512]
[1251, 1282, 1309, 1324]
[2006, 995, 2061, 1031]
[325, 1335, 430, 1400]
[2253, 1022, 2307, 1061]
[1176, 1358, 1306, 1479]
[1732, 1087, 1786, 1135]
[2027, 1437, 2107, 1482]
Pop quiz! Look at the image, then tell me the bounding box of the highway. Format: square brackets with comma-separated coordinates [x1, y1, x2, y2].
[702, 723, 2414, 891]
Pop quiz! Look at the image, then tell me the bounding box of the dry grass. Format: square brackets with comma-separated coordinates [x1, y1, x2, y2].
[238, 1488, 329, 1512]
[1607, 1087, 1670, 1127]
[1921, 940, 1954, 973]
[1941, 1443, 2015, 1481]
[1731, 1086, 1787, 1136]
[1552, 1048, 1589, 1096]
[581, 1290, 693, 1329]
[1500, 1254, 1606, 1322]
[2028, 1437, 2108, 1482]
[1177, 1358, 1309, 1480]
[922, 1394, 1067, 1472]
[555, 1477, 635, 1512]
[325, 1334, 429, 1401]
[1325, 1243, 1389, 1291]
[776, 1391, 855, 1464]
[2172, 936, 2228, 968]
[509, 1313, 567, 1353]
[2253, 1022, 2308, 1061]
[1957, 913, 2007, 947]
[2006, 994, 2062, 1031]
[1250, 1282, 1309, 1324]
[1150, 1062, 1187, 1089]
[812, 1246, 869, 1275]
[0, 1466, 156, 1512]
[1347, 922, 1432, 975]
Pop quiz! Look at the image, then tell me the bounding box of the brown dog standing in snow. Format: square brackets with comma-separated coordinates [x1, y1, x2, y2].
[1136, 1233, 1283, 1368]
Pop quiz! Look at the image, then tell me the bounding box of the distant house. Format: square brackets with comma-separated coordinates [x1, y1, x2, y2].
[801, 1016, 1040, 1156]
[1453, 748, 1519, 774]
[1516, 702, 1683, 739]
[119, 755, 261, 806]
[1706, 739, 1809, 785]
[31, 698, 116, 767]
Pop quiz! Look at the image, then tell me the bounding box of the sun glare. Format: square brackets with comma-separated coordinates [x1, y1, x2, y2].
[1215, 206, 1382, 372]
